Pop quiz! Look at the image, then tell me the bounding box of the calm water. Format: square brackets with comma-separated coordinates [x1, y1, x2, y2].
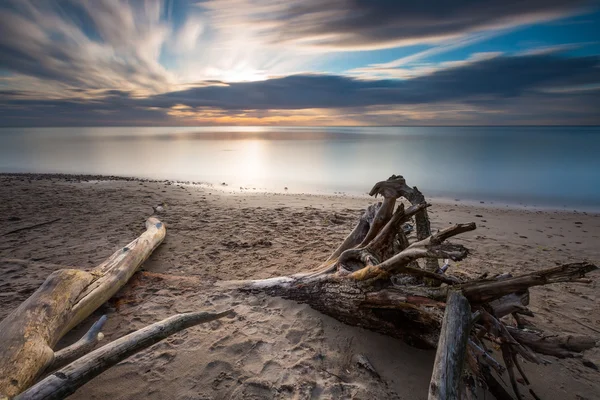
[1, 126, 599, 210]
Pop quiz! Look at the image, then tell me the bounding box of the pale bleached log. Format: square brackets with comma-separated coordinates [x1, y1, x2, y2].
[48, 315, 107, 371]
[15, 311, 233, 400]
[0, 217, 165, 398]
[428, 291, 471, 400]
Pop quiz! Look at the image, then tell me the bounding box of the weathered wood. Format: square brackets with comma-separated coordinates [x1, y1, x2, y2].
[348, 223, 474, 281]
[0, 217, 165, 398]
[325, 203, 380, 262]
[359, 198, 396, 247]
[48, 315, 107, 371]
[336, 202, 431, 273]
[458, 262, 598, 304]
[370, 175, 438, 273]
[506, 326, 598, 358]
[428, 291, 471, 400]
[488, 292, 531, 318]
[15, 311, 233, 400]
[63, 218, 166, 335]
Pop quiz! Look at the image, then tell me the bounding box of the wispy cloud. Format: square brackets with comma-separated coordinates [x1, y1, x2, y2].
[0, 0, 176, 95]
[346, 29, 507, 80]
[200, 0, 593, 50]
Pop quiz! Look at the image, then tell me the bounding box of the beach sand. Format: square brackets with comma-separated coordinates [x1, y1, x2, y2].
[1, 174, 599, 399]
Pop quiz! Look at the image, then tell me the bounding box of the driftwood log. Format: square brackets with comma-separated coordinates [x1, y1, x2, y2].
[223, 175, 599, 399]
[0, 217, 166, 398]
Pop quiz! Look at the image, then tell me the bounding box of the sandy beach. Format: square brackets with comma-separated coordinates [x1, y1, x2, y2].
[1, 173, 599, 400]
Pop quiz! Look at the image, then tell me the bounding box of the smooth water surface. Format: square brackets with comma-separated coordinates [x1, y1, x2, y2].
[1, 126, 599, 209]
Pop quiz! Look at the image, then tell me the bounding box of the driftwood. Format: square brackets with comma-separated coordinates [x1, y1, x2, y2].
[0, 217, 166, 398]
[1, 174, 598, 399]
[48, 315, 108, 371]
[224, 175, 599, 399]
[16, 311, 233, 400]
[428, 291, 471, 400]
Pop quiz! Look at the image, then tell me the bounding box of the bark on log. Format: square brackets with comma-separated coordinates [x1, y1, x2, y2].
[0, 217, 165, 398]
[428, 291, 471, 400]
[15, 311, 233, 400]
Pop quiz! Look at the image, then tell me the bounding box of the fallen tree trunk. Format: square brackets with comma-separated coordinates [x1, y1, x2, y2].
[0, 217, 166, 398]
[16, 310, 233, 400]
[225, 175, 599, 399]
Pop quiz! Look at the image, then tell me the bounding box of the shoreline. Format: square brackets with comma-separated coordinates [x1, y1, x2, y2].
[1, 173, 599, 399]
[2, 172, 598, 214]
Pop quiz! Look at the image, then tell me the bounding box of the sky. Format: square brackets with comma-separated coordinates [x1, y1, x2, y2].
[0, 0, 599, 126]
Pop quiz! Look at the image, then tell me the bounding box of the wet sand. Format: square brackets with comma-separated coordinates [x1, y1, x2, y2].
[1, 174, 599, 399]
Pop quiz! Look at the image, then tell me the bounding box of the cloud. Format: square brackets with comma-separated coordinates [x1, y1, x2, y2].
[141, 54, 600, 110]
[0, 0, 174, 94]
[0, 0, 318, 93]
[0, 0, 596, 102]
[1, 53, 599, 126]
[200, 0, 595, 50]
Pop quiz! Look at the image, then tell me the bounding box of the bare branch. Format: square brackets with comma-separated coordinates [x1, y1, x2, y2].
[48, 315, 108, 371]
[461, 262, 598, 304]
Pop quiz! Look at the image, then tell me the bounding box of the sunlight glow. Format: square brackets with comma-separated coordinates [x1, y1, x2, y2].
[238, 139, 267, 183]
[205, 67, 269, 82]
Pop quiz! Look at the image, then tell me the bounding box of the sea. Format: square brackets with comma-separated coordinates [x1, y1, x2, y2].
[1, 126, 599, 211]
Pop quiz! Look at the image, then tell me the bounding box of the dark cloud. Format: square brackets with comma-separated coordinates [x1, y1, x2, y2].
[204, 0, 596, 49]
[1, 53, 599, 125]
[144, 54, 600, 109]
